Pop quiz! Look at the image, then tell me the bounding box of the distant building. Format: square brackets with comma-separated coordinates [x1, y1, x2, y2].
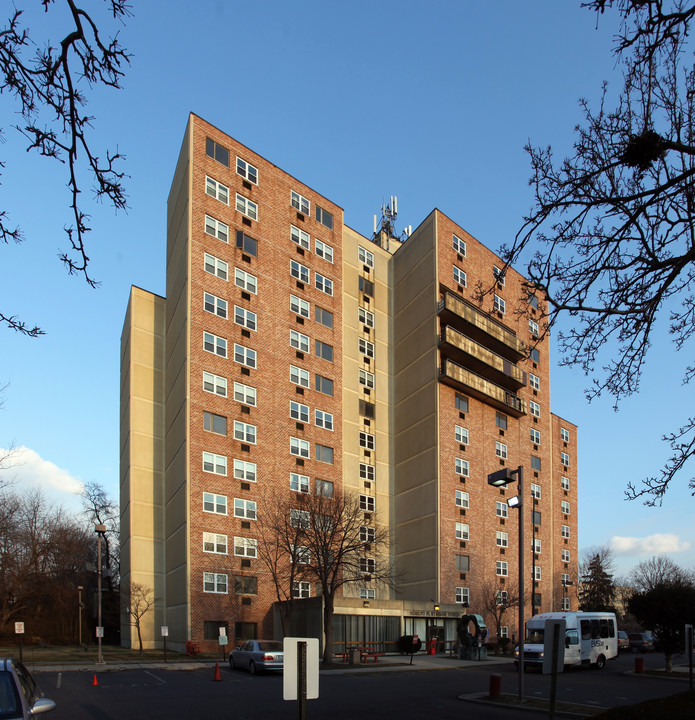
[119, 113, 579, 652]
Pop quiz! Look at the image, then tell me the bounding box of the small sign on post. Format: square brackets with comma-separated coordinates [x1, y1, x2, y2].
[161, 626, 169, 663]
[219, 627, 228, 662]
[283, 637, 319, 705]
[15, 622, 24, 663]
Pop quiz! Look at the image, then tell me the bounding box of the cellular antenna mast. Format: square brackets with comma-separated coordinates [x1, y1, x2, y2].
[372, 195, 412, 249]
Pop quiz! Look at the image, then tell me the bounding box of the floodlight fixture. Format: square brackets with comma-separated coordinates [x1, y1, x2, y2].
[487, 468, 516, 487]
[507, 495, 522, 509]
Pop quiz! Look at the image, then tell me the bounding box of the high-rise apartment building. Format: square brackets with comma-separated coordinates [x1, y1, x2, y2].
[120, 114, 578, 652]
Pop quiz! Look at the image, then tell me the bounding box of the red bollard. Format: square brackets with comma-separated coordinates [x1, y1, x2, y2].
[635, 657, 644, 674]
[489, 673, 502, 698]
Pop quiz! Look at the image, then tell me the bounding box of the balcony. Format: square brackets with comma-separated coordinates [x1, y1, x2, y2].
[439, 358, 527, 417]
[439, 326, 526, 390]
[438, 291, 526, 361]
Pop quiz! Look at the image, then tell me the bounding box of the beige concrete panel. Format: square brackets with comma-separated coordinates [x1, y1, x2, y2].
[166, 564, 189, 606]
[129, 468, 165, 506]
[396, 516, 438, 554]
[392, 212, 437, 283]
[133, 365, 165, 404]
[130, 397, 164, 433]
[131, 502, 164, 539]
[394, 483, 438, 524]
[394, 450, 438, 490]
[394, 417, 436, 461]
[165, 487, 188, 540]
[395, 383, 436, 424]
[130, 431, 164, 471]
[131, 328, 165, 367]
[393, 324, 438, 376]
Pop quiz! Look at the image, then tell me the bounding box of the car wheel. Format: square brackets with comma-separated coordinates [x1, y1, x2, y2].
[595, 654, 606, 670]
[229, 656, 235, 670]
[249, 660, 257, 675]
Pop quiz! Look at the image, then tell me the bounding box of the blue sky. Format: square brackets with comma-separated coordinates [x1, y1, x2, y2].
[1, 0, 693, 579]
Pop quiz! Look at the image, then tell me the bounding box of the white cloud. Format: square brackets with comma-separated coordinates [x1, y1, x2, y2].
[0, 445, 84, 497]
[610, 533, 691, 556]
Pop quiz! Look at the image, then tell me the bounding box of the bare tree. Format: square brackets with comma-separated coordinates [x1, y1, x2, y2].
[0, 1, 131, 336]
[81, 480, 119, 590]
[479, 578, 524, 653]
[629, 554, 695, 592]
[499, 1, 695, 504]
[124, 582, 157, 654]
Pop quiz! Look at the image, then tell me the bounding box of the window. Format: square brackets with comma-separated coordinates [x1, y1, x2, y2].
[532, 538, 541, 554]
[528, 294, 539, 310]
[291, 225, 310, 250]
[529, 319, 539, 337]
[496, 531, 508, 547]
[205, 253, 228, 280]
[455, 393, 469, 412]
[359, 400, 375, 418]
[233, 459, 256, 482]
[315, 272, 333, 296]
[292, 545, 311, 564]
[234, 537, 257, 558]
[290, 401, 310, 423]
[529, 373, 540, 391]
[206, 176, 229, 204]
[531, 455, 541, 471]
[315, 444, 334, 464]
[455, 457, 469, 476]
[359, 338, 375, 358]
[234, 343, 256, 368]
[561, 428, 570, 443]
[315, 374, 333, 396]
[495, 442, 507, 459]
[204, 572, 228, 594]
[203, 371, 227, 397]
[530, 401, 541, 417]
[561, 452, 570, 467]
[293, 581, 311, 599]
[454, 425, 469, 445]
[234, 575, 257, 595]
[204, 411, 227, 435]
[316, 478, 333, 497]
[203, 452, 227, 475]
[455, 490, 469, 508]
[233, 421, 256, 444]
[494, 294, 506, 314]
[359, 463, 375, 481]
[496, 501, 508, 518]
[455, 587, 470, 604]
[203, 492, 227, 515]
[561, 500, 570, 515]
[290, 259, 310, 284]
[290, 294, 310, 318]
[530, 428, 541, 444]
[358, 307, 375, 328]
[204, 292, 227, 319]
[315, 239, 334, 263]
[534, 566, 542, 581]
[500, 626, 509, 638]
[315, 305, 333, 328]
[290, 365, 310, 388]
[236, 156, 258, 184]
[562, 549, 571, 563]
[206, 137, 229, 166]
[456, 555, 470, 572]
[315, 409, 334, 431]
[235, 267, 257, 294]
[496, 561, 508, 577]
[290, 437, 310, 458]
[561, 476, 570, 491]
[455, 522, 469, 540]
[530, 483, 541, 499]
[532, 510, 542, 525]
[233, 381, 256, 406]
[234, 498, 257, 520]
[452, 234, 467, 256]
[359, 432, 375, 450]
[204, 331, 227, 357]
[316, 205, 333, 229]
[291, 190, 310, 215]
[358, 557, 375, 575]
[360, 526, 375, 543]
[236, 230, 258, 256]
[287, 473, 309, 495]
[234, 305, 257, 331]
[496, 412, 507, 430]
[358, 245, 374, 268]
[530, 347, 540, 363]
[205, 214, 229, 243]
[493, 266, 505, 285]
[359, 276, 374, 297]
[561, 525, 571, 538]
[360, 494, 375, 512]
[203, 532, 227, 555]
[290, 330, 310, 353]
[236, 193, 258, 220]
[290, 509, 311, 529]
[453, 265, 467, 287]
[358, 368, 375, 388]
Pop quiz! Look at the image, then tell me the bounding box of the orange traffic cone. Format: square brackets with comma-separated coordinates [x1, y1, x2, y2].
[92, 674, 99, 686]
[213, 662, 222, 681]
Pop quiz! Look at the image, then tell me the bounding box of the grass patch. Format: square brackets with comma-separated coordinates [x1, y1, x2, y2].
[592, 691, 695, 718]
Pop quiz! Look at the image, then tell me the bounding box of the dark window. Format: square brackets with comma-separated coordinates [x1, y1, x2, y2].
[204, 620, 229, 640]
[455, 393, 469, 412]
[496, 412, 507, 430]
[581, 620, 591, 640]
[530, 347, 540, 363]
[206, 137, 229, 167]
[315, 444, 334, 464]
[315, 306, 334, 329]
[456, 555, 470, 572]
[234, 576, 257, 595]
[532, 510, 541, 525]
[532, 593, 542, 607]
[235, 621, 257, 642]
[359, 400, 375, 419]
[531, 455, 541, 471]
[315, 205, 334, 230]
[315, 340, 333, 362]
[315, 374, 334, 396]
[359, 276, 374, 297]
[316, 478, 333, 497]
[236, 230, 257, 257]
[528, 294, 539, 310]
[203, 411, 227, 435]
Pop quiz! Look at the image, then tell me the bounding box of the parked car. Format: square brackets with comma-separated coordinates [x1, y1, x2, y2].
[0, 658, 55, 719]
[617, 631, 630, 651]
[229, 640, 284, 674]
[628, 632, 655, 653]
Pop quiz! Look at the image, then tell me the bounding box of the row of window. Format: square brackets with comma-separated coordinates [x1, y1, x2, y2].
[456, 520, 572, 541]
[290, 225, 334, 263]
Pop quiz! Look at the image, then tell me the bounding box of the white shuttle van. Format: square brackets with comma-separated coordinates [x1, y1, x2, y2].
[515, 611, 618, 670]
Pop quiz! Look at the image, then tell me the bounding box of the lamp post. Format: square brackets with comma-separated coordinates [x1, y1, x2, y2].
[78, 585, 84, 647]
[95, 523, 107, 664]
[488, 466, 524, 703]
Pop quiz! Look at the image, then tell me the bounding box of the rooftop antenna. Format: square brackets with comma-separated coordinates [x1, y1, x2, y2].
[372, 195, 410, 246]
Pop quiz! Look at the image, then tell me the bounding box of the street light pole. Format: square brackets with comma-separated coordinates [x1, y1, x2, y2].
[78, 585, 83, 647]
[95, 524, 107, 664]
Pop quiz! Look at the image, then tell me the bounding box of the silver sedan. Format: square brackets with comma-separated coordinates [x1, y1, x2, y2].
[0, 658, 55, 719]
[229, 640, 284, 674]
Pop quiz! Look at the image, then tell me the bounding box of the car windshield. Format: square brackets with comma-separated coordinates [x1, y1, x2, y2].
[525, 629, 544, 644]
[258, 641, 282, 651]
[0, 673, 20, 720]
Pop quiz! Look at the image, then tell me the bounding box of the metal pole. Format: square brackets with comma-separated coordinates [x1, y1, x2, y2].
[297, 640, 307, 720]
[97, 529, 104, 664]
[78, 586, 83, 646]
[517, 465, 525, 703]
